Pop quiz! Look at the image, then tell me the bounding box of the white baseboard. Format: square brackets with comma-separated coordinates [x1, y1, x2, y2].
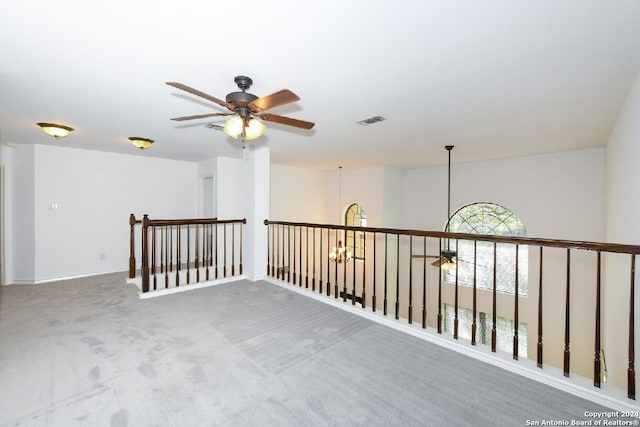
[9, 268, 128, 285]
[128, 271, 246, 299]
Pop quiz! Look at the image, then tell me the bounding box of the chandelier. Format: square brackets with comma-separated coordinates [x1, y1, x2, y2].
[329, 240, 352, 263]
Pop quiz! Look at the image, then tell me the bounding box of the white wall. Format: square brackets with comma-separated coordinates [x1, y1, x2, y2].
[604, 69, 640, 389]
[270, 164, 331, 223]
[11, 145, 35, 281]
[11, 144, 198, 283]
[403, 148, 605, 241]
[382, 166, 403, 228]
[197, 157, 217, 217]
[215, 157, 244, 219]
[0, 145, 14, 284]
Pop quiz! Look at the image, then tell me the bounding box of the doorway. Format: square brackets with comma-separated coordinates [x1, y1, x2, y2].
[201, 176, 215, 218]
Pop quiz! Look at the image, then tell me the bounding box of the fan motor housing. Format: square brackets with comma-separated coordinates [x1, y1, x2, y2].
[226, 91, 258, 107]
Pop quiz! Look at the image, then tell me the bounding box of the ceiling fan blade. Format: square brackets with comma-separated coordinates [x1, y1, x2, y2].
[258, 113, 315, 130]
[249, 89, 300, 112]
[411, 254, 440, 259]
[431, 257, 446, 267]
[170, 112, 233, 122]
[166, 82, 235, 110]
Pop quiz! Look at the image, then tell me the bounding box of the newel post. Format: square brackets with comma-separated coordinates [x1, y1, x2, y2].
[129, 214, 136, 278]
[141, 214, 150, 293]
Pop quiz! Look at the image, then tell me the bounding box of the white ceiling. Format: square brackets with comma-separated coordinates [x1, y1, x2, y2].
[1, 1, 640, 170]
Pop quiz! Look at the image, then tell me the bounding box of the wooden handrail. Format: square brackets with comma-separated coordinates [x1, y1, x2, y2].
[264, 219, 640, 255]
[130, 215, 245, 293]
[264, 219, 640, 401]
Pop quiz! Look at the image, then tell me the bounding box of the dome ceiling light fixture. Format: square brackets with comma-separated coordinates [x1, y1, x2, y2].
[128, 137, 154, 150]
[37, 122, 74, 138]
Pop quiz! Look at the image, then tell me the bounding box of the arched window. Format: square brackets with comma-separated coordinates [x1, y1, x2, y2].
[345, 203, 366, 259]
[445, 202, 528, 295]
[443, 202, 528, 357]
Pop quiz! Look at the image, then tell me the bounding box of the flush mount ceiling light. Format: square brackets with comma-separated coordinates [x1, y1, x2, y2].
[37, 122, 74, 138]
[128, 137, 154, 149]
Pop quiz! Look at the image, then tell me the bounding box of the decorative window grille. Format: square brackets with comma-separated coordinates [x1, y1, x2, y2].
[444, 202, 528, 295]
[443, 303, 528, 357]
[345, 203, 366, 259]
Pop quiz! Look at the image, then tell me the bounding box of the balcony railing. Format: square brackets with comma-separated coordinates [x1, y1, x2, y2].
[264, 219, 640, 401]
[129, 214, 246, 293]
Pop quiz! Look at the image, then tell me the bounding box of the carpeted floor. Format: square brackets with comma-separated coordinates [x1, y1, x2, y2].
[0, 273, 630, 426]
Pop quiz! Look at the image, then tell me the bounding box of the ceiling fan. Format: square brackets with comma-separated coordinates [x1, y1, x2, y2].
[411, 145, 458, 269]
[431, 145, 458, 269]
[166, 75, 315, 141]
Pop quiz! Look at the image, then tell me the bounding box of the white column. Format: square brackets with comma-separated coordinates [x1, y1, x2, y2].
[243, 144, 270, 281]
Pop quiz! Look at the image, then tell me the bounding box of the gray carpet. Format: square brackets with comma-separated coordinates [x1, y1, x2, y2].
[0, 273, 626, 426]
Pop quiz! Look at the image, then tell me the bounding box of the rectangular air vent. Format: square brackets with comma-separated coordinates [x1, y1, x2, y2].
[357, 115, 386, 125]
[206, 123, 224, 131]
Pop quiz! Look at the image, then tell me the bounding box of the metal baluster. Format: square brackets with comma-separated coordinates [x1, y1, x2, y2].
[594, 251, 602, 388]
[564, 248, 571, 376]
[384, 233, 388, 316]
[537, 246, 543, 368]
[287, 225, 291, 283]
[395, 234, 400, 320]
[437, 239, 442, 334]
[152, 225, 157, 290]
[293, 226, 297, 285]
[513, 244, 519, 359]
[454, 238, 459, 339]
[361, 231, 366, 308]
[629, 255, 636, 399]
[491, 242, 497, 352]
[175, 225, 181, 286]
[318, 226, 323, 294]
[231, 223, 235, 277]
[186, 224, 191, 284]
[195, 223, 200, 283]
[472, 240, 477, 345]
[372, 232, 377, 312]
[408, 235, 413, 324]
[421, 235, 426, 328]
[326, 228, 331, 296]
[352, 229, 356, 305]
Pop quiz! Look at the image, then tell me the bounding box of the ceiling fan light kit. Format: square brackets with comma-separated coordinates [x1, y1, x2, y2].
[37, 122, 74, 138]
[167, 75, 314, 141]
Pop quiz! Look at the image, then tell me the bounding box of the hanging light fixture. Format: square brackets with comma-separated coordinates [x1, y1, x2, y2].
[37, 122, 74, 138]
[329, 240, 352, 263]
[329, 166, 352, 263]
[128, 137, 154, 149]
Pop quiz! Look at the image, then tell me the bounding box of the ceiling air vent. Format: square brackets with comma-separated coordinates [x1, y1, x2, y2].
[357, 115, 386, 125]
[206, 123, 224, 131]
